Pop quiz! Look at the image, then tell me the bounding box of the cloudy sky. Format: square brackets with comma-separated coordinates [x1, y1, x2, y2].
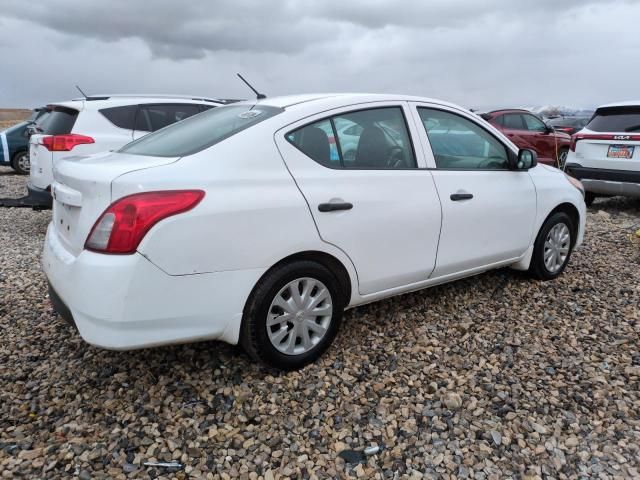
[0, 0, 638, 109]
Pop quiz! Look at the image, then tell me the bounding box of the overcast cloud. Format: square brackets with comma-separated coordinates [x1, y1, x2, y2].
[0, 0, 638, 109]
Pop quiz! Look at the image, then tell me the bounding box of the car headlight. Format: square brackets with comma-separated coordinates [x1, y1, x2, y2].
[565, 173, 584, 197]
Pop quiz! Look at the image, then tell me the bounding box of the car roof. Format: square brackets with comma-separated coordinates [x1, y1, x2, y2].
[482, 108, 532, 116]
[46, 95, 228, 111]
[232, 93, 471, 112]
[596, 100, 640, 109]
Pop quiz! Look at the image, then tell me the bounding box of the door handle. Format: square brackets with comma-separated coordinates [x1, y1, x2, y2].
[450, 193, 473, 201]
[318, 202, 353, 212]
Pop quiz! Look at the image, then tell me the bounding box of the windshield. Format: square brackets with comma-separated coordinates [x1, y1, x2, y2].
[120, 104, 284, 157]
[586, 106, 640, 132]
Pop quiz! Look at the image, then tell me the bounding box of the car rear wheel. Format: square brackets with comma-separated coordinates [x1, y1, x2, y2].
[241, 260, 345, 370]
[11, 151, 30, 175]
[529, 212, 574, 280]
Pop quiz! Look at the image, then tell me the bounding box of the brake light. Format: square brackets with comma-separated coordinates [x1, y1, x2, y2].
[85, 190, 205, 254]
[570, 133, 640, 151]
[42, 134, 94, 151]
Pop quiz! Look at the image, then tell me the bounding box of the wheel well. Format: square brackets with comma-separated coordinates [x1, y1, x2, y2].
[11, 149, 27, 162]
[267, 251, 353, 304]
[547, 202, 580, 245]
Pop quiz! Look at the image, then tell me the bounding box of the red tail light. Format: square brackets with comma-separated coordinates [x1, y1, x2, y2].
[85, 190, 205, 254]
[570, 133, 640, 151]
[42, 134, 95, 151]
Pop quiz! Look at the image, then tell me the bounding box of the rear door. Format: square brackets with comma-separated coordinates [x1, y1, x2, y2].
[132, 103, 202, 140]
[275, 102, 442, 296]
[411, 103, 537, 277]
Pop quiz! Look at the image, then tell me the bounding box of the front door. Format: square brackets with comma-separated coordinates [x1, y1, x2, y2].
[275, 103, 442, 296]
[412, 104, 537, 278]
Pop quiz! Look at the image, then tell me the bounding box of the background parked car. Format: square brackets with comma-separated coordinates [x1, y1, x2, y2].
[565, 100, 640, 206]
[27, 95, 225, 208]
[0, 107, 47, 174]
[481, 109, 571, 167]
[43, 94, 585, 370]
[548, 116, 591, 135]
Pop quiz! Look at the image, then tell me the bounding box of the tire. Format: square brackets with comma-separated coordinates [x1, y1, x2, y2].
[528, 212, 575, 281]
[11, 151, 30, 175]
[240, 260, 345, 370]
[584, 192, 596, 207]
[557, 148, 569, 169]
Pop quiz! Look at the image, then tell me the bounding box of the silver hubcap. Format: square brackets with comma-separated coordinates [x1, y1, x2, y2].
[17, 153, 30, 171]
[559, 150, 567, 166]
[267, 277, 333, 356]
[544, 223, 570, 273]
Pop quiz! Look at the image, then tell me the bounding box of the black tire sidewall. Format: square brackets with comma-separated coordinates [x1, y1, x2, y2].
[11, 151, 29, 175]
[531, 212, 574, 280]
[242, 261, 344, 370]
[584, 192, 595, 207]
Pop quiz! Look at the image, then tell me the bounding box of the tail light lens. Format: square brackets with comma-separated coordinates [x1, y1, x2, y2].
[570, 133, 640, 151]
[42, 134, 95, 151]
[85, 190, 205, 254]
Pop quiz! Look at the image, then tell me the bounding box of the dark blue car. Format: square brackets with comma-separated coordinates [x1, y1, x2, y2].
[0, 108, 47, 174]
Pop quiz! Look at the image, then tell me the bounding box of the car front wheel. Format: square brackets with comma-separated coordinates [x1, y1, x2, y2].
[241, 260, 345, 370]
[529, 212, 574, 280]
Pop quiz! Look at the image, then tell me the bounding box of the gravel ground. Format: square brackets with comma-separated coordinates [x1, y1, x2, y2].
[1, 166, 639, 479]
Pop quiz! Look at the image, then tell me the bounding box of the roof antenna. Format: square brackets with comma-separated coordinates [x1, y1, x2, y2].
[236, 73, 266, 100]
[75, 85, 88, 99]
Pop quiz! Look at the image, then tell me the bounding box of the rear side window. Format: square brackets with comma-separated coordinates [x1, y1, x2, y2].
[120, 105, 283, 157]
[287, 107, 417, 169]
[586, 106, 640, 132]
[135, 104, 201, 132]
[39, 107, 78, 135]
[100, 105, 137, 130]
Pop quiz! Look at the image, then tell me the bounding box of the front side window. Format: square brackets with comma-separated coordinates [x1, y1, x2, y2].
[287, 107, 416, 169]
[418, 108, 509, 170]
[120, 104, 283, 157]
[522, 114, 547, 132]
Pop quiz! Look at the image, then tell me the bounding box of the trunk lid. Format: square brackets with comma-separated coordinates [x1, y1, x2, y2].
[52, 151, 178, 256]
[573, 130, 640, 172]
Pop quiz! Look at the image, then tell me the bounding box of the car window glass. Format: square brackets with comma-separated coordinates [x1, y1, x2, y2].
[334, 108, 416, 169]
[523, 114, 547, 132]
[135, 104, 201, 132]
[121, 105, 283, 157]
[288, 107, 416, 169]
[39, 107, 78, 135]
[286, 119, 340, 168]
[418, 108, 509, 170]
[502, 114, 525, 130]
[586, 107, 640, 132]
[100, 105, 137, 130]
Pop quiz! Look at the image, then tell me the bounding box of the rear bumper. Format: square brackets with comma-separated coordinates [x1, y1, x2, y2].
[42, 224, 265, 349]
[565, 163, 640, 198]
[26, 181, 53, 209]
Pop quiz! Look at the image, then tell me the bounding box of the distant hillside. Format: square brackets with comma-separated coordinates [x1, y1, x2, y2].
[523, 105, 594, 118]
[0, 109, 32, 130]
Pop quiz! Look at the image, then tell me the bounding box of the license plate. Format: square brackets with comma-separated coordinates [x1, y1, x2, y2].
[607, 145, 635, 159]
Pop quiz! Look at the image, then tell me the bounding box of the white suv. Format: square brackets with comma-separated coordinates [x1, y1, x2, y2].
[27, 95, 225, 208]
[565, 101, 640, 205]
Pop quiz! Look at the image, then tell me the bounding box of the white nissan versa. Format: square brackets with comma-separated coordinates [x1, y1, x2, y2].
[42, 94, 586, 370]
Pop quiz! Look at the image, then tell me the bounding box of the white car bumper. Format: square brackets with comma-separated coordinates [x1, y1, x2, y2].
[42, 224, 264, 349]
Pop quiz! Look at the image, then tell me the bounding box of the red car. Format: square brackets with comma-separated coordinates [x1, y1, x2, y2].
[480, 109, 571, 167]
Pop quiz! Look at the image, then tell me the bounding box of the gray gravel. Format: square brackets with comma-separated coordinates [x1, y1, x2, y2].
[1, 166, 639, 479]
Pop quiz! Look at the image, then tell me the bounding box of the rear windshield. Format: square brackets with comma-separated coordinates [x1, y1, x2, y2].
[40, 106, 78, 135]
[120, 104, 283, 157]
[586, 106, 640, 132]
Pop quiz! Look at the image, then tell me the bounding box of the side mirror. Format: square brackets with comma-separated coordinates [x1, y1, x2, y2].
[516, 149, 537, 170]
[545, 125, 555, 134]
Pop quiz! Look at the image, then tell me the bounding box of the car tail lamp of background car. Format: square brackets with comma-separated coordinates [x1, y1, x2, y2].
[85, 190, 205, 254]
[42, 134, 95, 151]
[570, 133, 640, 151]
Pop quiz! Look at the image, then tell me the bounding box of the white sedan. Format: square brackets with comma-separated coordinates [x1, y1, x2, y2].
[42, 94, 586, 370]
